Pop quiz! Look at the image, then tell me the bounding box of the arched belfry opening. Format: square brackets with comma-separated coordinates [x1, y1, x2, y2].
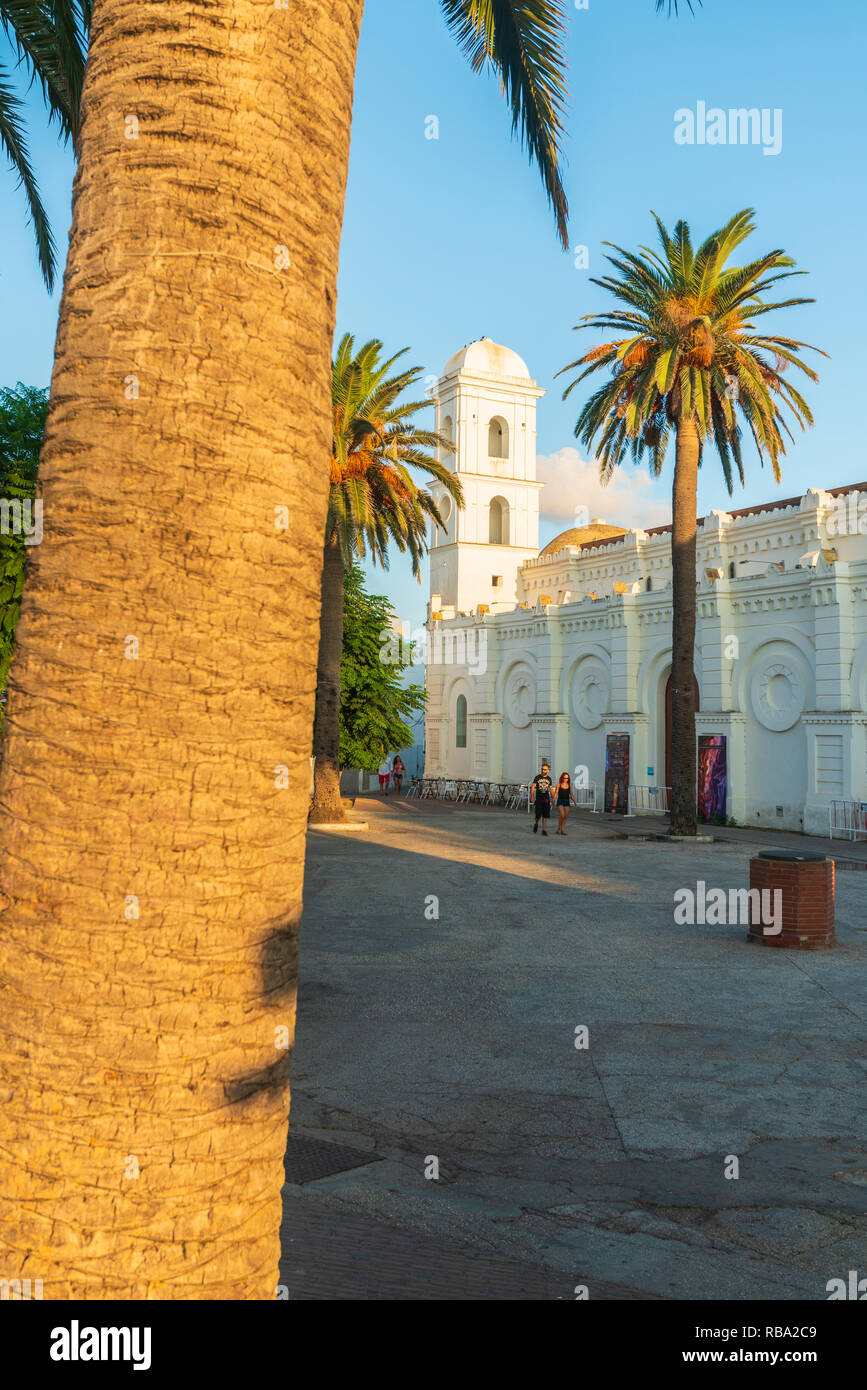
[489, 496, 510, 545]
[440, 415, 454, 462]
[488, 417, 508, 459]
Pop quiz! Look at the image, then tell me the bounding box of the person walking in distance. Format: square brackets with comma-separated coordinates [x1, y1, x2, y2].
[378, 755, 391, 794]
[530, 762, 554, 836]
[555, 771, 577, 835]
[392, 754, 406, 796]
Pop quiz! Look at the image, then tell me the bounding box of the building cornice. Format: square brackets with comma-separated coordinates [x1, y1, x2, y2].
[452, 472, 545, 488]
[435, 370, 546, 400]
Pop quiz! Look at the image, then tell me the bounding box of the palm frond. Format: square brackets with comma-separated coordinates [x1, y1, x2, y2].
[559, 208, 822, 491]
[0, 59, 56, 287]
[329, 335, 464, 569]
[0, 2, 90, 288]
[1, 0, 89, 146]
[440, 0, 569, 245]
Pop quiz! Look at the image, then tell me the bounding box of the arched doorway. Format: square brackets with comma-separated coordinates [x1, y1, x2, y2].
[664, 672, 700, 787]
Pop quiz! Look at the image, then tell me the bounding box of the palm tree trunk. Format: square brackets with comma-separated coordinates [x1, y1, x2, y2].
[0, 0, 364, 1300]
[669, 416, 699, 836]
[309, 537, 346, 823]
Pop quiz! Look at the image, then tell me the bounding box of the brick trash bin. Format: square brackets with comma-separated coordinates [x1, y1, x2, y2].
[748, 850, 835, 949]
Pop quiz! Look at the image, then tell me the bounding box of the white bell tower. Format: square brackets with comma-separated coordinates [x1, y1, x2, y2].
[428, 338, 545, 615]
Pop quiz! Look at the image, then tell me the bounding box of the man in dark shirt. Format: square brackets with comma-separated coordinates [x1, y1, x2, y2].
[530, 762, 554, 836]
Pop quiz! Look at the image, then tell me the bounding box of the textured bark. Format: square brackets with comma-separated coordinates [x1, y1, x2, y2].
[669, 417, 699, 836]
[0, 0, 364, 1299]
[309, 537, 345, 824]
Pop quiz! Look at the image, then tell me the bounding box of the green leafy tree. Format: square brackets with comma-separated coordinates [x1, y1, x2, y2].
[0, 382, 46, 713]
[559, 209, 822, 835]
[338, 566, 425, 772]
[310, 333, 462, 823]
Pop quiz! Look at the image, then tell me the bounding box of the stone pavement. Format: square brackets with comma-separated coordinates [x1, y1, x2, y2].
[282, 795, 867, 1299]
[279, 1190, 652, 1299]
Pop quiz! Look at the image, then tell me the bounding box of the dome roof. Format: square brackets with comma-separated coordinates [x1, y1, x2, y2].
[442, 337, 531, 381]
[539, 521, 628, 558]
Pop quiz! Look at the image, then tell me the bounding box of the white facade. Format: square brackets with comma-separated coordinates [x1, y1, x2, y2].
[424, 339, 867, 835]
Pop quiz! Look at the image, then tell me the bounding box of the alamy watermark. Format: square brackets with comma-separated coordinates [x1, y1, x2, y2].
[674, 103, 783, 157]
[826, 1270, 867, 1299]
[824, 492, 867, 538]
[1, 1276, 43, 1299]
[380, 623, 488, 676]
[674, 880, 782, 935]
[0, 497, 42, 545]
[50, 1322, 151, 1370]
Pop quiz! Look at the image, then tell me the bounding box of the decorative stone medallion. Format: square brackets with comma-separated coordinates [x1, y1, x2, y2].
[505, 667, 536, 728]
[571, 659, 610, 730]
[749, 652, 806, 731]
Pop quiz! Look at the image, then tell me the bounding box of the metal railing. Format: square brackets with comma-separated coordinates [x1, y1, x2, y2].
[627, 784, 671, 815]
[574, 784, 598, 812]
[829, 799, 867, 841]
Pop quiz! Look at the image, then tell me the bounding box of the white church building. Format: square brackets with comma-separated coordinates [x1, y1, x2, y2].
[423, 338, 867, 835]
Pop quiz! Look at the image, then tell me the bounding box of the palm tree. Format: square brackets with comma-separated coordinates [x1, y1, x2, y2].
[559, 209, 822, 835]
[311, 334, 461, 823]
[1, 1, 89, 287]
[0, 0, 688, 1300]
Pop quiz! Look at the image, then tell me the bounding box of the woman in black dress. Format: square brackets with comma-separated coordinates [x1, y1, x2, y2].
[530, 763, 554, 836]
[555, 771, 576, 835]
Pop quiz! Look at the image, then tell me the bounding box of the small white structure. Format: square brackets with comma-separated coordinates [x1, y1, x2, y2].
[424, 339, 867, 835]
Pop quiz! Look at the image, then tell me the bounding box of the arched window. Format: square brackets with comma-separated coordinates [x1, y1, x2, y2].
[440, 415, 454, 463]
[488, 417, 508, 459]
[489, 496, 510, 545]
[455, 694, 468, 748]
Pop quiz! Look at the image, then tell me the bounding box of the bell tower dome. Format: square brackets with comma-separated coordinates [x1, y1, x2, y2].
[428, 338, 544, 613]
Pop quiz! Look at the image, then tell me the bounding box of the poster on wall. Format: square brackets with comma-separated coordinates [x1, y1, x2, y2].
[604, 733, 630, 814]
[697, 734, 727, 822]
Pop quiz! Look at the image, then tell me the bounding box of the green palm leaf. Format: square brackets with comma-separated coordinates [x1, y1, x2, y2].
[330, 333, 463, 580]
[0, 60, 56, 286]
[1, 1, 89, 287]
[559, 208, 823, 493]
[440, 0, 569, 245]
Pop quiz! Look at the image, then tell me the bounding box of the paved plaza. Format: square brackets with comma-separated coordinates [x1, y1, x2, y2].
[280, 798, 867, 1300]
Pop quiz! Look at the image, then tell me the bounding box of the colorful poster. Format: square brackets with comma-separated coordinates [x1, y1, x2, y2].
[604, 733, 630, 814]
[697, 734, 727, 822]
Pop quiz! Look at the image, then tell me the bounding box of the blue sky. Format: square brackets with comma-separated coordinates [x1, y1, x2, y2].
[1, 0, 865, 630]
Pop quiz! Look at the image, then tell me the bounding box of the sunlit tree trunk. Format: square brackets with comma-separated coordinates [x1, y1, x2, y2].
[669, 416, 699, 836]
[0, 0, 364, 1299]
[309, 536, 346, 823]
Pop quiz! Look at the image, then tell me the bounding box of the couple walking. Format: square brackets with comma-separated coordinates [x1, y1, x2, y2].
[530, 763, 578, 837]
[378, 754, 405, 795]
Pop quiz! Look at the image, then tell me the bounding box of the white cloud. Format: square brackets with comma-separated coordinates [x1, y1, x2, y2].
[537, 447, 670, 532]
